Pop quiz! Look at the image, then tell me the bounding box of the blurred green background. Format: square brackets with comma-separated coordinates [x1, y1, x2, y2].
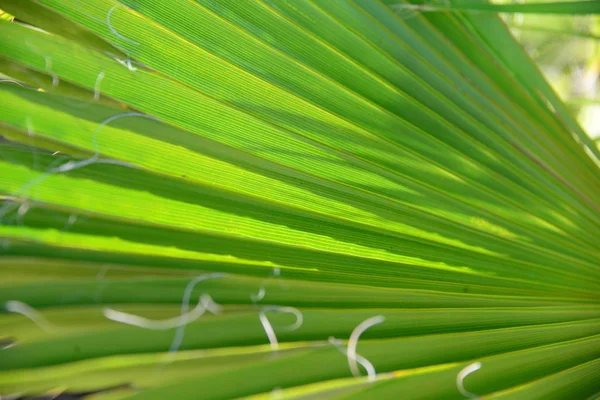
[499, 0, 600, 143]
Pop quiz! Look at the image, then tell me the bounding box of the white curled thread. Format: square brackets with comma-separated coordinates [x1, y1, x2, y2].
[250, 267, 282, 303]
[16, 202, 30, 227]
[103, 294, 218, 330]
[63, 214, 78, 231]
[49, 112, 154, 173]
[169, 273, 226, 353]
[328, 336, 378, 382]
[93, 71, 105, 101]
[457, 362, 482, 399]
[347, 315, 385, 381]
[125, 55, 137, 71]
[25, 41, 59, 88]
[107, 6, 140, 45]
[0, 113, 154, 225]
[250, 286, 266, 303]
[44, 56, 59, 87]
[5, 48, 102, 109]
[105, 51, 138, 72]
[0, 159, 63, 223]
[115, 55, 137, 71]
[5, 300, 54, 332]
[0, 79, 25, 86]
[259, 306, 303, 351]
[0, 117, 39, 225]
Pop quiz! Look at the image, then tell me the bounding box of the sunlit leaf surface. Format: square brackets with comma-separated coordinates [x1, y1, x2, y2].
[0, 0, 598, 399]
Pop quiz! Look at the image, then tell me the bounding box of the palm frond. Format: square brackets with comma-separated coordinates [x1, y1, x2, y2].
[0, 0, 598, 399]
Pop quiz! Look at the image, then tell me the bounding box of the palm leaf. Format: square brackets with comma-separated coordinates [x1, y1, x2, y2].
[0, 0, 598, 399]
[389, 0, 600, 15]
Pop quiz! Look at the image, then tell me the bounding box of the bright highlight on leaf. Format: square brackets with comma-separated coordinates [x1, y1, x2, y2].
[0, 0, 598, 399]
